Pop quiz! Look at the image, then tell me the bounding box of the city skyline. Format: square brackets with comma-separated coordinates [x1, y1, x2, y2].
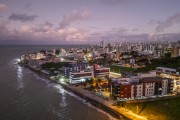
[0, 0, 180, 44]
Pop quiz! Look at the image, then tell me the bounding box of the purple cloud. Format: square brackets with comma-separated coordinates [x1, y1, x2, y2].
[8, 13, 38, 22]
[60, 8, 91, 29]
[0, 3, 7, 12]
[132, 28, 139, 32]
[156, 13, 180, 32]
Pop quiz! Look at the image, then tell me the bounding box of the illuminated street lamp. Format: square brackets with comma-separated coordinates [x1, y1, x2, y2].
[16, 58, 21, 63]
[60, 78, 64, 82]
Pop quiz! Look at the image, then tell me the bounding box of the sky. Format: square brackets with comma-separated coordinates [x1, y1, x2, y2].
[0, 0, 180, 44]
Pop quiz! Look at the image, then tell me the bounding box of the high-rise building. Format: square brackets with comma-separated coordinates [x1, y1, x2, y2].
[171, 47, 180, 57]
[100, 41, 105, 49]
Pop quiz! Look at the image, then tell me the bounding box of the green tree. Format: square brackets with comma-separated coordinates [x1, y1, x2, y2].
[164, 52, 171, 58]
[55, 49, 60, 55]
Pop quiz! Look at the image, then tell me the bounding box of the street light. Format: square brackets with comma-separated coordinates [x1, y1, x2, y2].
[136, 106, 139, 114]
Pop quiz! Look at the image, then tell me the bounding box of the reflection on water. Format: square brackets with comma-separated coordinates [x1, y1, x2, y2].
[0, 45, 111, 120]
[17, 65, 24, 90]
[54, 85, 67, 107]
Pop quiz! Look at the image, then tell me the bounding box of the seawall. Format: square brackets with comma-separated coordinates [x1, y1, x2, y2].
[60, 83, 131, 120]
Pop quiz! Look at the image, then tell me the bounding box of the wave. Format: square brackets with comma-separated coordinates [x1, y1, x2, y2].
[53, 84, 86, 102]
[53, 84, 118, 120]
[25, 68, 117, 120]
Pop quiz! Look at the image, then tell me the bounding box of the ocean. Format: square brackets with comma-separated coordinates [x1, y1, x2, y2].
[0, 45, 112, 120]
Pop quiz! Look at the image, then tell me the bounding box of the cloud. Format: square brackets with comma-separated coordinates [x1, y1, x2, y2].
[0, 20, 10, 35]
[111, 27, 128, 33]
[32, 22, 54, 33]
[45, 22, 53, 28]
[8, 13, 38, 22]
[0, 19, 89, 44]
[24, 3, 32, 10]
[148, 19, 157, 26]
[155, 13, 180, 32]
[25, 3, 31, 9]
[0, 3, 7, 12]
[132, 28, 139, 32]
[87, 26, 180, 43]
[1, 19, 180, 44]
[58, 28, 88, 41]
[60, 8, 91, 29]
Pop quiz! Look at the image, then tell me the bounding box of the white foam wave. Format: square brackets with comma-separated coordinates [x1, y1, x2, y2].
[25, 70, 118, 120]
[53, 84, 117, 120]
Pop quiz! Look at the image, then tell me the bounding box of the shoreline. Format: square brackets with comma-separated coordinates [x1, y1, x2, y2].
[59, 83, 128, 120]
[22, 63, 147, 120]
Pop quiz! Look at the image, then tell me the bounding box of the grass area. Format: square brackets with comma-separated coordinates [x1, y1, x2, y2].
[110, 57, 180, 73]
[41, 62, 69, 71]
[119, 97, 180, 120]
[110, 65, 136, 73]
[136, 57, 180, 73]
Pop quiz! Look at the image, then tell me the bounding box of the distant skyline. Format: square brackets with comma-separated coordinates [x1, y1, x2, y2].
[0, 0, 180, 44]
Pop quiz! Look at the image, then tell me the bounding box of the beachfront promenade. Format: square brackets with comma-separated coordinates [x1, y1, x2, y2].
[62, 82, 148, 120]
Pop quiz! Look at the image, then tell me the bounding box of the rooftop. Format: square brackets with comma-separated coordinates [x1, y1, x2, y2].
[140, 77, 168, 83]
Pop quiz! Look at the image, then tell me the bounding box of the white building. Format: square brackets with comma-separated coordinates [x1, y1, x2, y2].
[69, 70, 93, 84]
[156, 67, 177, 74]
[131, 83, 143, 98]
[137, 71, 156, 79]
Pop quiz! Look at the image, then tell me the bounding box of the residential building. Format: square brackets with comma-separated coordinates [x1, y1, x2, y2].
[112, 80, 143, 99]
[63, 62, 88, 77]
[140, 77, 173, 96]
[131, 83, 143, 98]
[171, 47, 180, 57]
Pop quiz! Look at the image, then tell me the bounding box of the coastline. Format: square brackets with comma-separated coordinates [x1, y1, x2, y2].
[21, 63, 147, 120]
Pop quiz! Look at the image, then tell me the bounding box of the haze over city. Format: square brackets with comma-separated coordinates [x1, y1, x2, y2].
[0, 0, 180, 44]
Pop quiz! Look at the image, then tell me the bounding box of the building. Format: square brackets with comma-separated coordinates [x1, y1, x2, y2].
[156, 68, 180, 92]
[112, 76, 173, 99]
[137, 71, 156, 79]
[154, 47, 164, 58]
[29, 53, 45, 60]
[69, 70, 93, 84]
[156, 67, 177, 74]
[112, 80, 143, 99]
[63, 62, 88, 77]
[100, 41, 105, 49]
[171, 47, 180, 57]
[93, 64, 110, 78]
[140, 77, 173, 96]
[131, 83, 143, 98]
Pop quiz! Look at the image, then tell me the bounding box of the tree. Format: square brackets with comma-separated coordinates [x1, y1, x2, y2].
[164, 52, 171, 58]
[40, 50, 46, 54]
[130, 51, 139, 57]
[55, 49, 60, 55]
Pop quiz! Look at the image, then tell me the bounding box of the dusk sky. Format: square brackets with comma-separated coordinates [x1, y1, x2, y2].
[0, 0, 180, 44]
